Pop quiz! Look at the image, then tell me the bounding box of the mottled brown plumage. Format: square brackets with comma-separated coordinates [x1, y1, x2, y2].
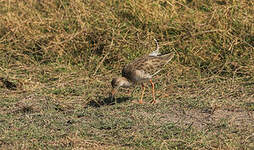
[111, 39, 175, 104]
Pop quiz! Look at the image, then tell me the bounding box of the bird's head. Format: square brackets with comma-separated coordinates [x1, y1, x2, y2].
[110, 77, 131, 98]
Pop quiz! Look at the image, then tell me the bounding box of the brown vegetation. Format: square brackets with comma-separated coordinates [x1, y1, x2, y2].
[0, 0, 254, 149]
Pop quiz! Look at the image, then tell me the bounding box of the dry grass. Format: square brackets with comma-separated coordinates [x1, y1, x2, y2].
[0, 0, 254, 149]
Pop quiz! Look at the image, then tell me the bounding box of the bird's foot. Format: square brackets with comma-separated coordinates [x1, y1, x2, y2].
[132, 100, 145, 104]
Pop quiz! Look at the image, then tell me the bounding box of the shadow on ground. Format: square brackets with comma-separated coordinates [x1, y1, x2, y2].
[86, 96, 131, 107]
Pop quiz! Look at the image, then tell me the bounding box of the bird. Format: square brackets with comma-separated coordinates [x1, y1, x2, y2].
[110, 39, 175, 104]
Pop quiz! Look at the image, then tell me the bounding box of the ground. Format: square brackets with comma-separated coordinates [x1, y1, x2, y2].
[0, 64, 253, 149]
[0, 0, 254, 149]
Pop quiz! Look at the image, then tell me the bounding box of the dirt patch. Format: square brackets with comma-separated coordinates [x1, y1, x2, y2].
[151, 105, 254, 130]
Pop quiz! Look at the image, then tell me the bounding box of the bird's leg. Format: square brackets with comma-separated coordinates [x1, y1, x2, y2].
[132, 83, 145, 104]
[150, 79, 157, 104]
[139, 83, 145, 104]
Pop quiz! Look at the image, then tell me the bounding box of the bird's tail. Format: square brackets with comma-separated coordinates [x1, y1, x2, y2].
[149, 39, 161, 56]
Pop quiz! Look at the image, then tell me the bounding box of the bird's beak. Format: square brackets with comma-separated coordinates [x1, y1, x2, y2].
[110, 88, 117, 98]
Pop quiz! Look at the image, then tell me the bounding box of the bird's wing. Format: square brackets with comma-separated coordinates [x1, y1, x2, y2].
[151, 52, 175, 76]
[131, 52, 174, 76]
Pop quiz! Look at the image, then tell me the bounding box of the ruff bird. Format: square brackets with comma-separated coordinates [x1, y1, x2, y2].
[111, 39, 175, 104]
